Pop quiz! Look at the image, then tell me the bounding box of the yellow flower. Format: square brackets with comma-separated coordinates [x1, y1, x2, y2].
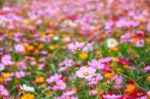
[79, 53, 88, 59]
[38, 44, 45, 49]
[40, 32, 46, 38]
[49, 45, 56, 51]
[36, 76, 44, 83]
[48, 34, 54, 38]
[2, 72, 11, 78]
[31, 57, 35, 61]
[24, 19, 30, 25]
[109, 47, 118, 51]
[125, 84, 136, 94]
[0, 77, 3, 83]
[21, 93, 35, 99]
[27, 46, 34, 51]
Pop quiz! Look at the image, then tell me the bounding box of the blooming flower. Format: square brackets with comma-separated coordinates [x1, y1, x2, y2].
[76, 66, 96, 79]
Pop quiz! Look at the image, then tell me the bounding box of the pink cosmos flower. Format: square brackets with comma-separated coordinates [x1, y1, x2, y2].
[58, 59, 74, 72]
[14, 44, 25, 53]
[144, 66, 150, 72]
[76, 66, 96, 79]
[67, 42, 84, 52]
[46, 74, 62, 84]
[88, 60, 104, 70]
[0, 85, 9, 96]
[111, 75, 123, 89]
[51, 80, 66, 91]
[82, 42, 94, 52]
[99, 57, 113, 63]
[1, 54, 14, 66]
[15, 71, 25, 79]
[102, 94, 122, 99]
[135, 39, 144, 47]
[88, 74, 103, 85]
[55, 90, 77, 99]
[18, 62, 27, 70]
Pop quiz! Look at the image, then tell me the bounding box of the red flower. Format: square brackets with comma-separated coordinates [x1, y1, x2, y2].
[16, 85, 21, 91]
[118, 58, 129, 65]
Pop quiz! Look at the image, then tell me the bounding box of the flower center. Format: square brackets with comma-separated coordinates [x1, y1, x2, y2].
[83, 72, 89, 76]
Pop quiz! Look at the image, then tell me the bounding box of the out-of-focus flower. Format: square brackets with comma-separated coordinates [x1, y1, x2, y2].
[1, 54, 13, 66]
[106, 38, 118, 48]
[15, 71, 25, 79]
[144, 66, 150, 72]
[35, 76, 44, 83]
[125, 84, 136, 94]
[14, 44, 25, 53]
[46, 74, 62, 84]
[135, 39, 144, 47]
[0, 85, 9, 96]
[21, 84, 35, 92]
[0, 63, 5, 71]
[102, 93, 122, 99]
[21, 93, 35, 99]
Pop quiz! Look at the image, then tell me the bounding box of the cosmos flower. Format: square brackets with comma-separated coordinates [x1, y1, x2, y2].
[76, 66, 96, 79]
[88, 60, 104, 70]
[21, 84, 35, 92]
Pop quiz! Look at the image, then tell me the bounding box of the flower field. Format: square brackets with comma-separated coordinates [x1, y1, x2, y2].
[0, 0, 150, 99]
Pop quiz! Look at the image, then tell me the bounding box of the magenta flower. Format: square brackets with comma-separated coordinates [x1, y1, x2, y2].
[76, 66, 96, 79]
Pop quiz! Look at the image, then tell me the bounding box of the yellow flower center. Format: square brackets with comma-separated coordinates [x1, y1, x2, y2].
[83, 72, 89, 76]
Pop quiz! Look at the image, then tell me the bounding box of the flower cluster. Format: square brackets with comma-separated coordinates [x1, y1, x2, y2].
[0, 0, 149, 99]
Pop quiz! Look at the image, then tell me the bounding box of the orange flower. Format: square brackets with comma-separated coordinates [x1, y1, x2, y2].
[147, 76, 150, 82]
[36, 76, 44, 83]
[104, 72, 114, 79]
[79, 53, 88, 59]
[125, 84, 136, 94]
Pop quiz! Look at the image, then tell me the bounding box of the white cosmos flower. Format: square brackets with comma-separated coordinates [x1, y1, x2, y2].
[0, 63, 5, 71]
[106, 38, 118, 48]
[21, 84, 35, 92]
